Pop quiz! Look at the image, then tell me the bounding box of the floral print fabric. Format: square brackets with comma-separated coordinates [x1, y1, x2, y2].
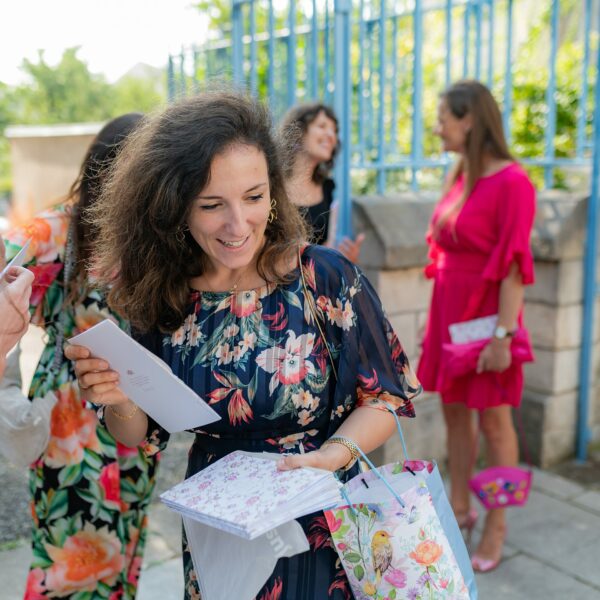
[4, 206, 159, 599]
[135, 245, 420, 600]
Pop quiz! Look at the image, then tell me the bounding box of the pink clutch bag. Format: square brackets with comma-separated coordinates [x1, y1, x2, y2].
[469, 466, 532, 509]
[442, 324, 534, 380]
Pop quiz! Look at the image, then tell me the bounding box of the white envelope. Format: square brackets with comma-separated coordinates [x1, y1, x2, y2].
[69, 319, 220, 432]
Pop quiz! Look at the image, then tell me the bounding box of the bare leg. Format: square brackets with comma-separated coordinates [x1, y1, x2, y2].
[442, 402, 477, 521]
[474, 404, 519, 563]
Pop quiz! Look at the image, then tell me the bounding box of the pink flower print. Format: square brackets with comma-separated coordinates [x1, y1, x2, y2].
[440, 578, 449, 589]
[276, 432, 305, 449]
[230, 290, 260, 317]
[317, 297, 355, 331]
[292, 389, 319, 410]
[183, 313, 197, 332]
[240, 331, 257, 352]
[246, 496, 260, 506]
[337, 543, 347, 551]
[325, 513, 342, 533]
[297, 409, 315, 426]
[256, 331, 316, 394]
[223, 323, 240, 338]
[216, 342, 234, 365]
[171, 325, 186, 346]
[384, 567, 407, 589]
[188, 325, 201, 347]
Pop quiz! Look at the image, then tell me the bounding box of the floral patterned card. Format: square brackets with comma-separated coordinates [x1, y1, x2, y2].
[161, 450, 342, 539]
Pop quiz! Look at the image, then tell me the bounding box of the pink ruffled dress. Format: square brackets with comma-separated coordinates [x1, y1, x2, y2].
[417, 163, 536, 410]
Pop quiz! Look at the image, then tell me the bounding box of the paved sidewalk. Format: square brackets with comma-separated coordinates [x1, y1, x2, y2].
[2, 466, 600, 599]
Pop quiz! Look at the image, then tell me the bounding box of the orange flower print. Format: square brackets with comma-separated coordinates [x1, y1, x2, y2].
[24, 217, 52, 244]
[45, 382, 100, 468]
[73, 303, 117, 335]
[99, 462, 121, 510]
[44, 523, 125, 596]
[409, 540, 443, 566]
[227, 389, 253, 426]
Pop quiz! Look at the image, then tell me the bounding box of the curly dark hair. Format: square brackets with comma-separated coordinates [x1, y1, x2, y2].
[90, 91, 307, 333]
[279, 102, 339, 185]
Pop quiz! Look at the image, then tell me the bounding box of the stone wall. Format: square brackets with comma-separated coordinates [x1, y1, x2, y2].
[353, 190, 593, 468]
[6, 123, 102, 218]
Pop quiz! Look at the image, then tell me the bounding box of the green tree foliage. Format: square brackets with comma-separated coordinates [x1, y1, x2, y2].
[15, 48, 115, 124]
[0, 48, 166, 195]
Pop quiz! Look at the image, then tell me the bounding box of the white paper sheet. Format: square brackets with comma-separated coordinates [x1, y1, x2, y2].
[69, 319, 220, 432]
[0, 239, 31, 289]
[183, 517, 309, 600]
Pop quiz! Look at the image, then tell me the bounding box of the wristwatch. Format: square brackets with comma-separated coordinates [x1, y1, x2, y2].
[493, 325, 516, 340]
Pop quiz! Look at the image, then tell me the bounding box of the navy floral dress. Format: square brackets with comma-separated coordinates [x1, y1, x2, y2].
[137, 245, 421, 600]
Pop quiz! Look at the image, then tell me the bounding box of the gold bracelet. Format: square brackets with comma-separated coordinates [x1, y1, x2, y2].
[108, 403, 139, 421]
[322, 436, 360, 471]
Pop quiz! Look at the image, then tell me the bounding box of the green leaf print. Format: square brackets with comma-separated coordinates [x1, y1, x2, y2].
[58, 463, 83, 488]
[47, 489, 69, 520]
[84, 449, 106, 471]
[344, 552, 362, 563]
[96, 425, 117, 449]
[354, 564, 365, 581]
[264, 386, 295, 420]
[281, 289, 303, 311]
[389, 590, 397, 599]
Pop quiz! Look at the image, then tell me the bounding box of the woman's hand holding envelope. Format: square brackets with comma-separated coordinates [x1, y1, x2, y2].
[65, 344, 148, 447]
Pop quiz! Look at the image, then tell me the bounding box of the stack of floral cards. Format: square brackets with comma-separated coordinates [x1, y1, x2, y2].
[160, 450, 342, 539]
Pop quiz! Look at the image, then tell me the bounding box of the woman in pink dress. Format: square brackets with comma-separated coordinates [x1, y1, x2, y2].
[417, 80, 535, 572]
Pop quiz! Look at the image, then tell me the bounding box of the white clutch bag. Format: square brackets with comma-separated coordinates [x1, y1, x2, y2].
[448, 314, 498, 345]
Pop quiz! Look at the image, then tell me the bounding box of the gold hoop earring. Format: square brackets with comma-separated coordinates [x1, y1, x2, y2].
[268, 198, 278, 224]
[176, 227, 186, 244]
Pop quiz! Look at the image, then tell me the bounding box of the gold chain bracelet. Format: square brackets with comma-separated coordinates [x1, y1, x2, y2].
[108, 403, 139, 421]
[321, 436, 360, 471]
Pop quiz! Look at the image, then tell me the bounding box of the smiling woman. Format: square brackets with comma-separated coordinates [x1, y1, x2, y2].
[65, 91, 421, 600]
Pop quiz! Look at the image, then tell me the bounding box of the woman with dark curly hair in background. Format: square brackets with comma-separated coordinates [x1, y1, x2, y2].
[280, 103, 364, 263]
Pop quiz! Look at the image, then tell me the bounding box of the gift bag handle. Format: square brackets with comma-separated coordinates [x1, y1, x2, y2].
[383, 402, 410, 462]
[338, 441, 406, 509]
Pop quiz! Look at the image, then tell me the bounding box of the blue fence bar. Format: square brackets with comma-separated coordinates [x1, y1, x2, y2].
[377, 0, 386, 194]
[503, 0, 514, 146]
[168, 0, 598, 190]
[544, 0, 560, 189]
[578, 7, 600, 462]
[412, 0, 424, 191]
[333, 0, 352, 239]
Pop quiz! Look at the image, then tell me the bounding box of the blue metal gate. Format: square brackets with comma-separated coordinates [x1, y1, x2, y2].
[169, 0, 600, 461]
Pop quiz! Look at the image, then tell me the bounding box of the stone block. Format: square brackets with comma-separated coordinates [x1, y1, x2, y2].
[521, 389, 580, 466]
[524, 347, 580, 395]
[372, 268, 433, 315]
[379, 393, 446, 465]
[524, 301, 591, 350]
[388, 313, 417, 359]
[525, 259, 583, 306]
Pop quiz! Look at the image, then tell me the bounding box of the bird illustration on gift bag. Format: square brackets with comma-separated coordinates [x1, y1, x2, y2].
[371, 530, 393, 584]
